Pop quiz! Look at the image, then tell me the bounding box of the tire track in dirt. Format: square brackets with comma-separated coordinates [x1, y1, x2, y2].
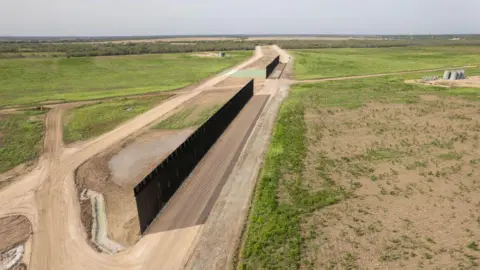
[42, 107, 64, 157]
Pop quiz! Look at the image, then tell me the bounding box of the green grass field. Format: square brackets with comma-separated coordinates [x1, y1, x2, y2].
[153, 104, 221, 130]
[0, 51, 251, 107]
[63, 96, 170, 143]
[0, 110, 45, 173]
[239, 70, 480, 269]
[291, 46, 480, 80]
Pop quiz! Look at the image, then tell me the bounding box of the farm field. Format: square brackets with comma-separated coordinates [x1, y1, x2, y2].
[291, 46, 480, 80]
[241, 71, 480, 269]
[0, 110, 45, 176]
[63, 95, 171, 143]
[0, 51, 251, 107]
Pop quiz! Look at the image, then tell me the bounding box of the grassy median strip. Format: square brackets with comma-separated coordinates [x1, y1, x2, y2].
[153, 104, 221, 130]
[291, 46, 480, 80]
[0, 110, 45, 173]
[63, 96, 170, 143]
[0, 51, 251, 107]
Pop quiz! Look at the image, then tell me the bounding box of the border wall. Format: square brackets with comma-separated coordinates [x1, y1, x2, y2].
[133, 79, 254, 233]
[265, 55, 280, 78]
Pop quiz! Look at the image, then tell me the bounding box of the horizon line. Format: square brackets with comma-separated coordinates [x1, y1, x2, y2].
[1, 33, 480, 38]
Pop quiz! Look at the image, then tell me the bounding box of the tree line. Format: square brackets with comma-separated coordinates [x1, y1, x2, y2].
[2, 38, 480, 58]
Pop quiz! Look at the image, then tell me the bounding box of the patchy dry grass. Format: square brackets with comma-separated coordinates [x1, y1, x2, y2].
[241, 74, 480, 269]
[302, 100, 480, 269]
[153, 104, 221, 129]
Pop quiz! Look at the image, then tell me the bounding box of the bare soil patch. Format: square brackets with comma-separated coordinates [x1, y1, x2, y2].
[244, 46, 279, 70]
[301, 98, 480, 269]
[108, 129, 193, 186]
[0, 164, 28, 191]
[13, 264, 27, 270]
[407, 76, 480, 89]
[0, 216, 32, 252]
[191, 52, 223, 58]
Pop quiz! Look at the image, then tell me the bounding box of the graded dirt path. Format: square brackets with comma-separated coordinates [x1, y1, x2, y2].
[0, 47, 264, 270]
[147, 95, 269, 233]
[185, 45, 293, 269]
[293, 65, 478, 84]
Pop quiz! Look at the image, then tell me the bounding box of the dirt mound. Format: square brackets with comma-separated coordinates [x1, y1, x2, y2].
[0, 216, 31, 252]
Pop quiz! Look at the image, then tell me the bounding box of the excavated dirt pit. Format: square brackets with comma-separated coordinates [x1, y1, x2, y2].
[0, 216, 31, 252]
[0, 216, 31, 269]
[300, 97, 480, 269]
[75, 89, 240, 249]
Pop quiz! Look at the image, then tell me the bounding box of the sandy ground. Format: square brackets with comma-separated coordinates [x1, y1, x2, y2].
[108, 129, 194, 186]
[407, 75, 480, 89]
[301, 98, 480, 269]
[0, 215, 32, 252]
[0, 47, 264, 270]
[244, 46, 279, 70]
[190, 52, 223, 58]
[0, 163, 31, 191]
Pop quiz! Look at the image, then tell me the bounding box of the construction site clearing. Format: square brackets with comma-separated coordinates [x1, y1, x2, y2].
[74, 49, 281, 252]
[0, 45, 290, 270]
[75, 88, 243, 249]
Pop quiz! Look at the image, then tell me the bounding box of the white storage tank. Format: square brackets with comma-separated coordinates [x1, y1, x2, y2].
[450, 71, 458, 80]
[443, 70, 451, 80]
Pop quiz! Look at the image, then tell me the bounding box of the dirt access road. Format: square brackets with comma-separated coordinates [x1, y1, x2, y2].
[292, 65, 478, 84]
[185, 45, 293, 269]
[0, 47, 265, 270]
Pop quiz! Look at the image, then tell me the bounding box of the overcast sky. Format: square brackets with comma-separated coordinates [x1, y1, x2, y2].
[1, 0, 479, 36]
